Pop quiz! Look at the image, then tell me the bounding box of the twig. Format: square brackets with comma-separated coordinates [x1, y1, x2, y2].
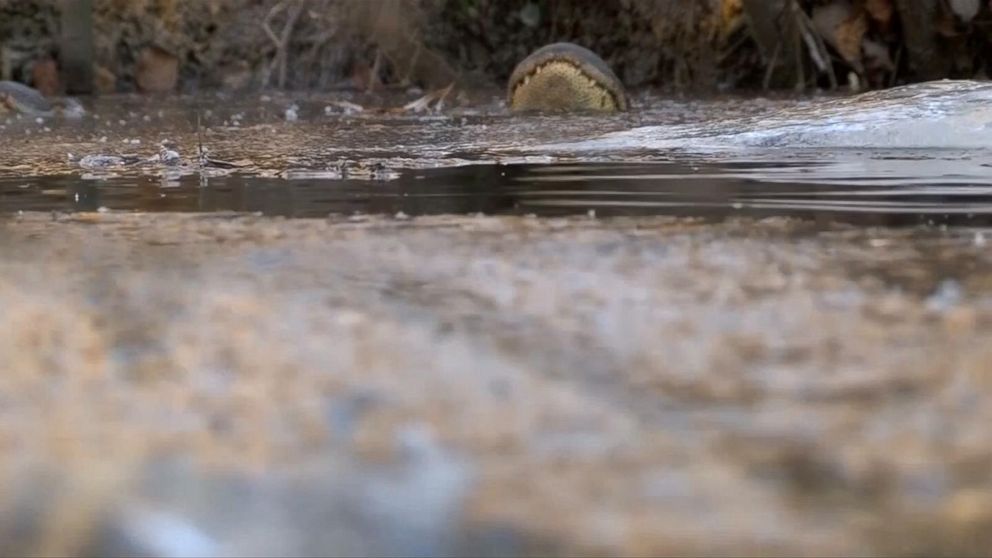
[301, 29, 336, 87]
[793, 2, 837, 89]
[262, 0, 304, 89]
[889, 44, 904, 87]
[368, 48, 383, 93]
[399, 82, 455, 113]
[196, 110, 205, 167]
[401, 42, 422, 87]
[763, 40, 781, 91]
[261, 2, 285, 45]
[717, 25, 752, 65]
[433, 82, 455, 112]
[278, 2, 304, 88]
[261, 1, 286, 87]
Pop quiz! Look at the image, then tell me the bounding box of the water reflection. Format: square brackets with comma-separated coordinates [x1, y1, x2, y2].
[4, 154, 992, 226]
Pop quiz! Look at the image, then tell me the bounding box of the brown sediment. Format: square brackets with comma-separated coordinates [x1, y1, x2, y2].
[0, 212, 991, 554]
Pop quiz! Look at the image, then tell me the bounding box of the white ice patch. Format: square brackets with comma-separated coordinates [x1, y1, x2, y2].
[539, 80, 992, 152]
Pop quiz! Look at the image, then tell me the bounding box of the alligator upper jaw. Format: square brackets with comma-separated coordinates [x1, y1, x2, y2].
[509, 62, 623, 113]
[507, 43, 628, 113]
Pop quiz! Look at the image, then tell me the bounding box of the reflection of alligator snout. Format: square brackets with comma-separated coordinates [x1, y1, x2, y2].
[507, 42, 627, 113]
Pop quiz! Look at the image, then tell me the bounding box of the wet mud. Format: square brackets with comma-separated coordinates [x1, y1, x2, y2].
[0, 211, 990, 555]
[0, 89, 788, 179]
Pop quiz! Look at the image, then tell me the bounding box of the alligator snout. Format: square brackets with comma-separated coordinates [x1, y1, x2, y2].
[507, 42, 628, 113]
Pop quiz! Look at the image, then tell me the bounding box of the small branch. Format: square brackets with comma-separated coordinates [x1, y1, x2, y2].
[277, 1, 304, 88]
[196, 110, 205, 168]
[793, 2, 837, 89]
[763, 40, 781, 90]
[889, 44, 904, 87]
[261, 0, 304, 89]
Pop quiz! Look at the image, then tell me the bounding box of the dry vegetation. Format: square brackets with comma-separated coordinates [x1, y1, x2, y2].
[3, 0, 992, 94]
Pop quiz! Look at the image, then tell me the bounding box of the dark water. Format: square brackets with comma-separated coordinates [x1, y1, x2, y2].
[4, 158, 992, 226]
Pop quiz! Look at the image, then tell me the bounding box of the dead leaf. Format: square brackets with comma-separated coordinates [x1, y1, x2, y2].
[94, 65, 116, 94]
[865, 0, 894, 29]
[135, 46, 179, 93]
[349, 57, 381, 92]
[718, 0, 745, 38]
[31, 58, 59, 96]
[812, 1, 867, 69]
[835, 13, 868, 65]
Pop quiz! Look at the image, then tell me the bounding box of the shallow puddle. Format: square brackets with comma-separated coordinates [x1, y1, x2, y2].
[5, 81, 992, 228]
[5, 153, 992, 226]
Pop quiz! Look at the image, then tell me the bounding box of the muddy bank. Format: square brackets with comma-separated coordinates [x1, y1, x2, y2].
[0, 86, 799, 180]
[0, 211, 990, 555]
